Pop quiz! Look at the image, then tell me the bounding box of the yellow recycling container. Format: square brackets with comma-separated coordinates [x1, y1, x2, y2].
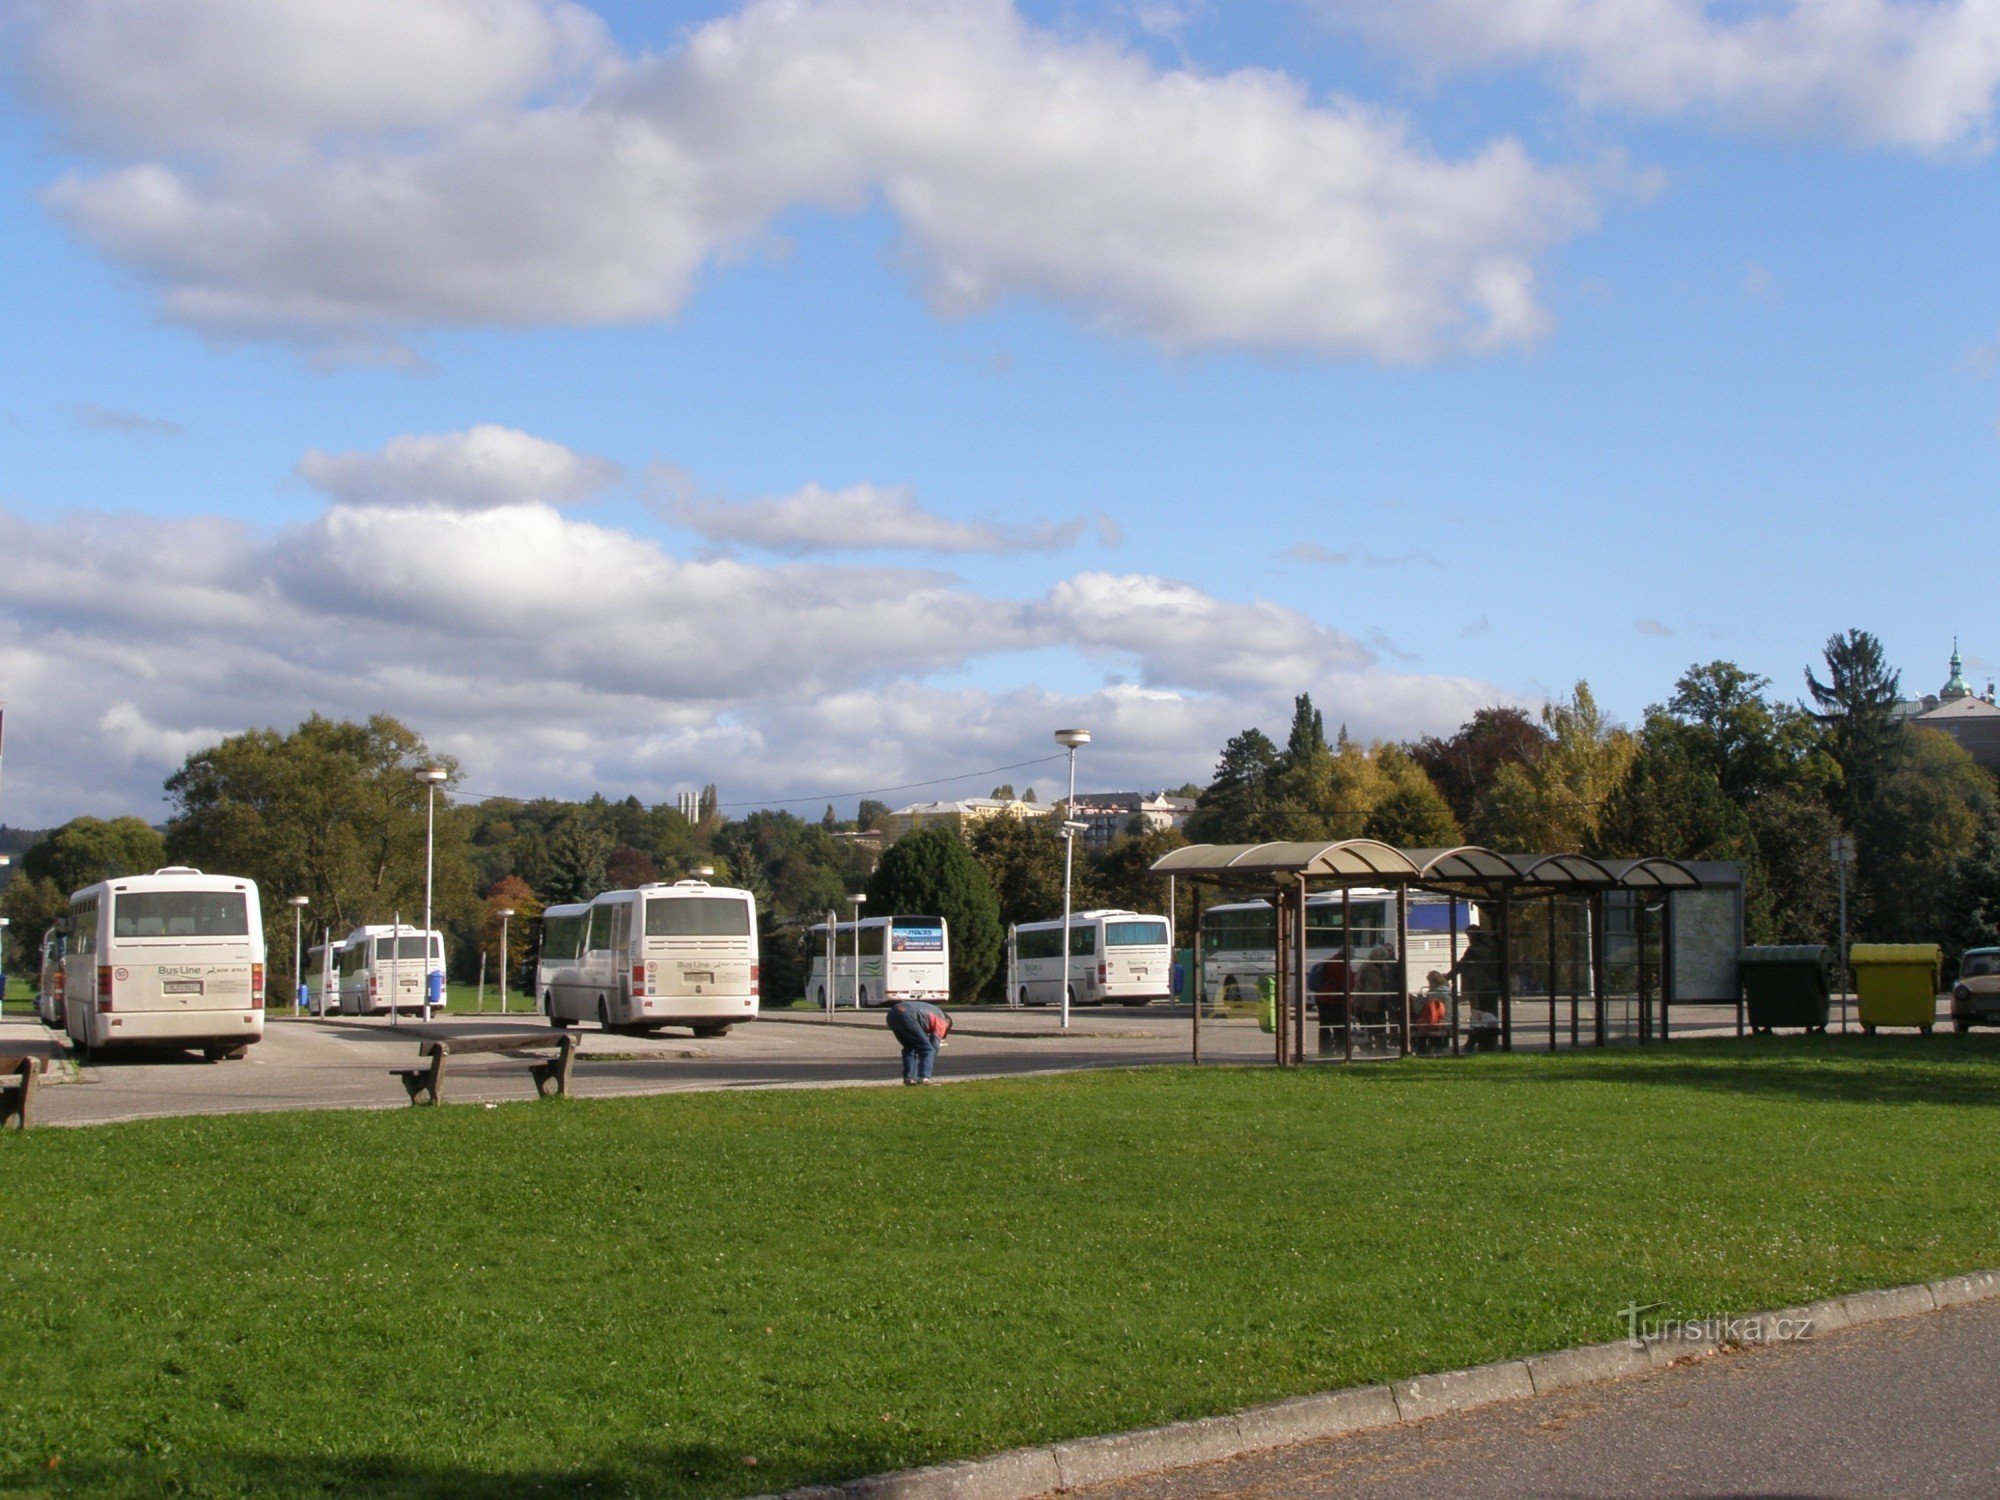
[1849, 943, 1942, 1033]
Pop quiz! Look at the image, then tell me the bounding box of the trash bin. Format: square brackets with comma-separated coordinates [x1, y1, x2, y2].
[426, 970, 445, 1011]
[1737, 946, 1831, 1033]
[1257, 973, 1277, 1034]
[1849, 943, 1942, 1034]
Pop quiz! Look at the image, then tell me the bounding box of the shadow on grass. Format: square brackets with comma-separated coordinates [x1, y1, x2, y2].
[21, 1437, 892, 1499]
[1373, 1034, 2000, 1110]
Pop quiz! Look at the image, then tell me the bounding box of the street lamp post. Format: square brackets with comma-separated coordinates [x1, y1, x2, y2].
[496, 907, 514, 1015]
[1833, 834, 1856, 1031]
[824, 908, 836, 1016]
[850, 893, 867, 1009]
[288, 896, 309, 1014]
[0, 917, 9, 1007]
[1054, 728, 1092, 1030]
[419, 767, 449, 1021]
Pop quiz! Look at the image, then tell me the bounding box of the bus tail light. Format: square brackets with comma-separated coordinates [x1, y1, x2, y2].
[1098, 963, 1107, 985]
[750, 963, 761, 996]
[632, 964, 646, 994]
[53, 970, 65, 1004]
[251, 963, 265, 1008]
[98, 965, 115, 1012]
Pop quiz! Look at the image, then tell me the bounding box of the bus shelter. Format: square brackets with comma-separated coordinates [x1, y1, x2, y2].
[1150, 840, 1700, 1066]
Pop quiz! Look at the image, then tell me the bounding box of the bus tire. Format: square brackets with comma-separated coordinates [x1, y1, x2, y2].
[858, 985, 869, 1007]
[546, 994, 572, 1028]
[1020, 986, 1031, 1007]
[597, 998, 612, 1029]
[815, 986, 825, 1006]
[692, 1022, 731, 1038]
[1222, 975, 1242, 1006]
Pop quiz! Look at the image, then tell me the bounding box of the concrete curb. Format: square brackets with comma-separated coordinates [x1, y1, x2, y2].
[773, 1269, 2000, 1500]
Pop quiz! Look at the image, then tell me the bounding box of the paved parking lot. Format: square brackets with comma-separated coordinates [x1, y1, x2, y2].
[2, 995, 1878, 1128]
[4, 1005, 1278, 1126]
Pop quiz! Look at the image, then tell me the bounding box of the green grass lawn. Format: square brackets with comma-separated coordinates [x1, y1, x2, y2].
[5, 1039, 2000, 1497]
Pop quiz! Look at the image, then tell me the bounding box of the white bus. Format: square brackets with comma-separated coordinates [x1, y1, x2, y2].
[59, 866, 265, 1058]
[35, 926, 66, 1028]
[537, 879, 758, 1037]
[1011, 909, 1174, 1007]
[330, 925, 444, 1015]
[1199, 889, 1475, 1007]
[804, 915, 950, 1007]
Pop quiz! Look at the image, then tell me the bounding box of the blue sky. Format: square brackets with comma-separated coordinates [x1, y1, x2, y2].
[2, 0, 1997, 827]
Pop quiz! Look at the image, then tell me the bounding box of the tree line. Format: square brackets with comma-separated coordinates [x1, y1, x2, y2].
[5, 629, 1997, 1004]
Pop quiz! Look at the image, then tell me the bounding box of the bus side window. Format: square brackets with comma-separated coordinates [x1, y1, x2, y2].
[610, 903, 630, 954]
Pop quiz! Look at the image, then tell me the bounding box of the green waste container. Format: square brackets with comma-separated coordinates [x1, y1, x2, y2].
[1257, 974, 1277, 1034]
[1737, 946, 1831, 1033]
[1850, 943, 1942, 1033]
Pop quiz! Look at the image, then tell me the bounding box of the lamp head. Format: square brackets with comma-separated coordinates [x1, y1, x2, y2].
[852, 893, 867, 905]
[496, 907, 515, 919]
[1053, 727, 1092, 750]
[418, 766, 449, 785]
[288, 895, 310, 909]
[693, 864, 715, 879]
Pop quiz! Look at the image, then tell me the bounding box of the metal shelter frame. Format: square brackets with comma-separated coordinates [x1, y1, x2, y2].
[1151, 840, 1701, 1066]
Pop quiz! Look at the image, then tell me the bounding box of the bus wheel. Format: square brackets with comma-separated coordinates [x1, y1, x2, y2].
[597, 998, 612, 1029]
[1222, 975, 1242, 1006]
[692, 1023, 731, 1038]
[815, 986, 825, 1006]
[546, 995, 572, 1029]
[1019, 986, 1031, 1007]
[858, 985, 869, 1007]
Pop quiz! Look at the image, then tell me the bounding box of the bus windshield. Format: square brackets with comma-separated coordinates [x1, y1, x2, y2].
[374, 936, 432, 962]
[1104, 920, 1169, 947]
[113, 891, 249, 939]
[646, 897, 751, 937]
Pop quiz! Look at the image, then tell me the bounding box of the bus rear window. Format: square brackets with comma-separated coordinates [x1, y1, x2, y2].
[646, 897, 752, 937]
[113, 891, 249, 939]
[374, 936, 433, 963]
[1105, 920, 1169, 947]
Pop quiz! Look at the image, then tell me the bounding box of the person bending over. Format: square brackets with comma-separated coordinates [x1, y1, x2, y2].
[885, 999, 952, 1085]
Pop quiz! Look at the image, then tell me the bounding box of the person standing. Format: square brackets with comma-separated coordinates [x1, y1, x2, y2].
[885, 998, 952, 1085]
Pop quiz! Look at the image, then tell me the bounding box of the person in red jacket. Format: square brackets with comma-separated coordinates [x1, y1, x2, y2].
[885, 999, 953, 1085]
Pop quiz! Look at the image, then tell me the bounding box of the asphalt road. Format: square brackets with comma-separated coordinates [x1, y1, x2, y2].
[5, 1005, 1280, 1126]
[1072, 1300, 2000, 1500]
[3, 996, 1834, 1128]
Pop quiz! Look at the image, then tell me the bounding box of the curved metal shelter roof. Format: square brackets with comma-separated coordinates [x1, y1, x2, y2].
[1404, 846, 1518, 885]
[1508, 852, 1617, 889]
[1151, 841, 1711, 894]
[1599, 856, 1702, 890]
[1149, 839, 1419, 882]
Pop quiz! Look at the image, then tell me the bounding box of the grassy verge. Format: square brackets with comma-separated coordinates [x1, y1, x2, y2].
[5, 1038, 1999, 1496]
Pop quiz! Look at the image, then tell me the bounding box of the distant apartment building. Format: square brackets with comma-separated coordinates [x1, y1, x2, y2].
[1069, 792, 1198, 849]
[879, 797, 1055, 843]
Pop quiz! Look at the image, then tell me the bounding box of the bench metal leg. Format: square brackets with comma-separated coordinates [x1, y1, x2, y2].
[531, 1034, 576, 1097]
[400, 1047, 448, 1105]
[0, 1063, 34, 1129]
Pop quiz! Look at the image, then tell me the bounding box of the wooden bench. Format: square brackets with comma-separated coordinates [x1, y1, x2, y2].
[0, 1055, 42, 1130]
[397, 1031, 577, 1106]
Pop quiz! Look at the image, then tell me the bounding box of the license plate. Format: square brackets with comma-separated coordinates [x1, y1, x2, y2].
[163, 980, 203, 996]
[685, 972, 714, 984]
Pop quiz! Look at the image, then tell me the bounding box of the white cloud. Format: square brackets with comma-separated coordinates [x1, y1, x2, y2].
[0, 485, 1509, 824]
[297, 425, 620, 509]
[1313, 0, 2000, 151]
[21, 0, 1603, 362]
[7, 0, 610, 156]
[667, 481, 1084, 555]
